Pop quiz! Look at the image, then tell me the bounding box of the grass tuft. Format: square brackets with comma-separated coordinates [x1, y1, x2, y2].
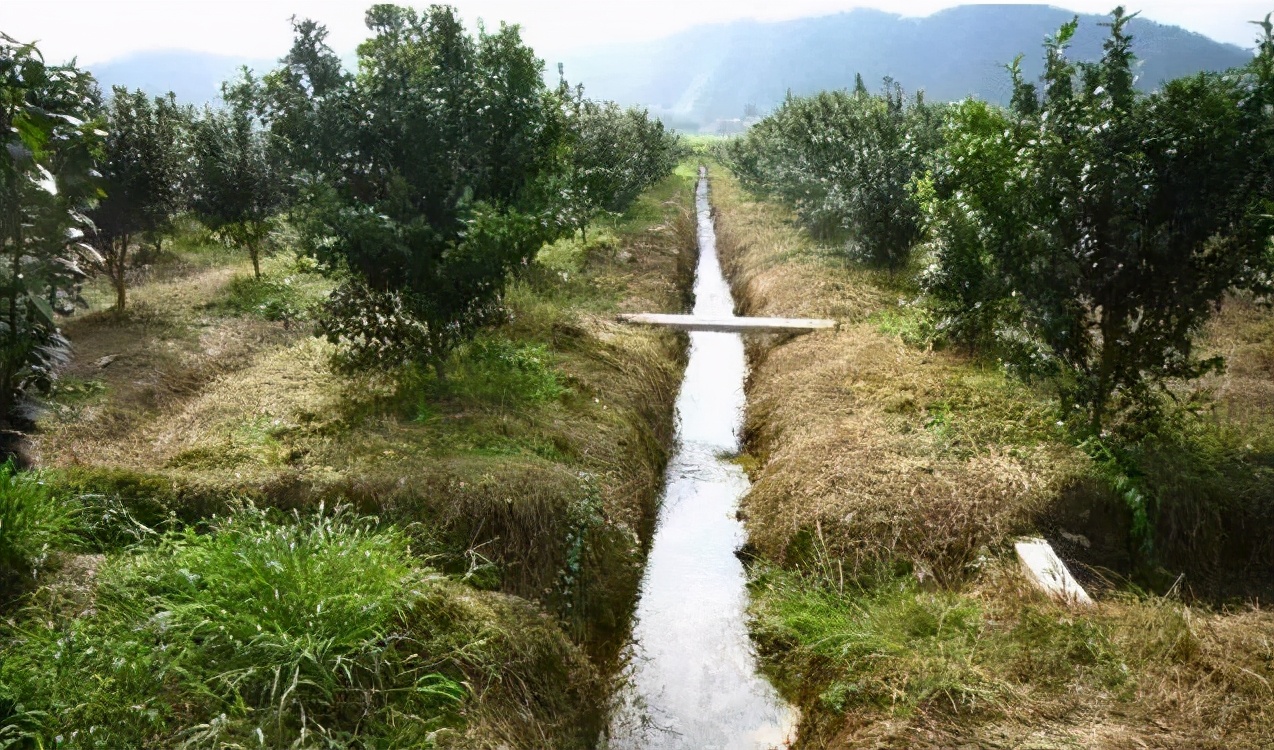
[0, 505, 465, 748]
[0, 463, 74, 594]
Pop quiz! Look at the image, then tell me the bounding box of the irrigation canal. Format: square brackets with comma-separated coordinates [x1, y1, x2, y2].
[606, 167, 796, 749]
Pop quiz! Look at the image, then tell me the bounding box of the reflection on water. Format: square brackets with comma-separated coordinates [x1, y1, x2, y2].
[606, 168, 795, 749]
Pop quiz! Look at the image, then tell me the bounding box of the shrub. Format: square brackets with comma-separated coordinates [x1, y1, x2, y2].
[722, 82, 944, 268]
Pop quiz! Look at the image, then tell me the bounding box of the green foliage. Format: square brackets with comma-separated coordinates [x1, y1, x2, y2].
[1082, 409, 1274, 573]
[88, 87, 191, 310]
[247, 7, 679, 375]
[217, 255, 329, 325]
[723, 81, 944, 268]
[921, 9, 1274, 434]
[0, 33, 103, 428]
[254, 17, 351, 191]
[405, 336, 567, 417]
[447, 337, 566, 405]
[557, 88, 683, 236]
[0, 505, 465, 748]
[221, 275, 304, 322]
[0, 463, 73, 590]
[256, 6, 569, 374]
[751, 564, 1127, 717]
[190, 80, 282, 279]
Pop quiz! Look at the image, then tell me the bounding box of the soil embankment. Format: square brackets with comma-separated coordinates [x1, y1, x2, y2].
[711, 167, 1274, 748]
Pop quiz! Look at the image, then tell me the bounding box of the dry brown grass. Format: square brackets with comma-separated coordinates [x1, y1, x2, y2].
[713, 171, 1090, 583]
[712, 167, 1274, 748]
[34, 259, 303, 468]
[1197, 294, 1274, 428]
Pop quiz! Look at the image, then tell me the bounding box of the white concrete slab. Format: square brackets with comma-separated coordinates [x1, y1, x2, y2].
[618, 313, 836, 333]
[1014, 537, 1094, 606]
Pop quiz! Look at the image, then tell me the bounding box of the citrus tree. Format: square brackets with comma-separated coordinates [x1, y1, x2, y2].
[723, 82, 944, 268]
[261, 5, 571, 376]
[560, 88, 681, 239]
[190, 83, 282, 279]
[89, 88, 188, 310]
[921, 9, 1274, 433]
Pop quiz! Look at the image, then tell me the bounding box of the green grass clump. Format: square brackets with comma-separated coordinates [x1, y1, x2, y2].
[217, 257, 331, 325]
[0, 506, 464, 748]
[749, 565, 1127, 719]
[408, 337, 568, 418]
[0, 464, 74, 592]
[870, 305, 934, 347]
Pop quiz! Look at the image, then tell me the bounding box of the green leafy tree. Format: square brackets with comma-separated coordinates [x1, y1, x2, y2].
[559, 82, 681, 239]
[270, 5, 571, 377]
[190, 82, 282, 279]
[921, 9, 1274, 433]
[88, 87, 188, 310]
[723, 82, 943, 268]
[252, 16, 353, 197]
[0, 33, 102, 432]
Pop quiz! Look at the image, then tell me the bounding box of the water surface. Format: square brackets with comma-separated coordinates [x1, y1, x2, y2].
[607, 168, 795, 750]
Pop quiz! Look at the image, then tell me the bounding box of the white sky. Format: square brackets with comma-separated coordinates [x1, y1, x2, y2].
[5, 1, 1271, 66]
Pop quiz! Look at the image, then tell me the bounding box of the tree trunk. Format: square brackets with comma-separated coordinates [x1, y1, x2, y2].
[114, 275, 127, 312]
[112, 235, 129, 312]
[4, 225, 21, 427]
[250, 242, 261, 279]
[432, 356, 447, 383]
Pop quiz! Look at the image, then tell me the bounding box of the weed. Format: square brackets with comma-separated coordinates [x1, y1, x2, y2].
[406, 336, 568, 416]
[751, 565, 1003, 716]
[0, 505, 465, 748]
[216, 257, 331, 325]
[871, 305, 934, 347]
[0, 463, 74, 593]
[48, 377, 107, 404]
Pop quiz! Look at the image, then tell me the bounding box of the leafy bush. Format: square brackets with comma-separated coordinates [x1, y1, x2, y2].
[921, 12, 1274, 434]
[0, 463, 73, 589]
[0, 505, 465, 748]
[722, 81, 944, 268]
[558, 94, 683, 237]
[0, 33, 103, 430]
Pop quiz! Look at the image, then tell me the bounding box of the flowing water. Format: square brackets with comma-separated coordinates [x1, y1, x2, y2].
[606, 168, 796, 749]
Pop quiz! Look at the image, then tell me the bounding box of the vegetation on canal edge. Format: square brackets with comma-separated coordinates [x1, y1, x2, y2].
[714, 156, 1274, 746]
[0, 162, 696, 746]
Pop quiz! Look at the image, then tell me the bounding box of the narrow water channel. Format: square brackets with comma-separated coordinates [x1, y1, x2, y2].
[607, 167, 795, 749]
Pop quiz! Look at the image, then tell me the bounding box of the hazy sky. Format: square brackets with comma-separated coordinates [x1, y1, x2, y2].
[6, 1, 1272, 65]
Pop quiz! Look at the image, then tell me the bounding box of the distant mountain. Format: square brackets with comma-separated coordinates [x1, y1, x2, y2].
[90, 50, 277, 103]
[556, 5, 1253, 132]
[86, 6, 1252, 128]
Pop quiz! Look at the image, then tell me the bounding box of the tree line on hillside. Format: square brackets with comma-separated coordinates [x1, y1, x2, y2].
[0, 6, 682, 435]
[724, 8, 1274, 438]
